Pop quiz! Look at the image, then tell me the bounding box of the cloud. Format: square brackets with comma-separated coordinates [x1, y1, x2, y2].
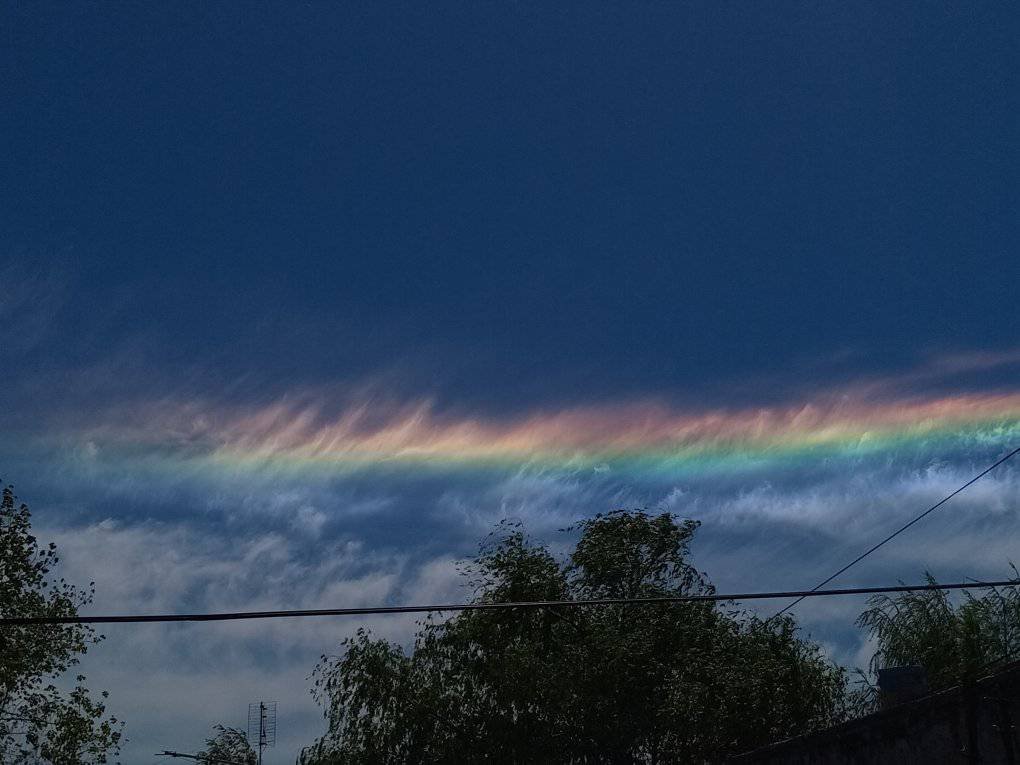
[20, 442, 1018, 760]
[38, 515, 462, 761]
[2, 351, 1017, 762]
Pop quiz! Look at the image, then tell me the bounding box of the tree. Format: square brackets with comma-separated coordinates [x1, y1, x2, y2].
[197, 725, 256, 765]
[0, 484, 123, 763]
[857, 570, 1020, 691]
[300, 511, 847, 764]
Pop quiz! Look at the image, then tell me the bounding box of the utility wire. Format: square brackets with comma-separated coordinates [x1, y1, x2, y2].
[773, 445, 1020, 618]
[1, 579, 1017, 626]
[156, 751, 248, 765]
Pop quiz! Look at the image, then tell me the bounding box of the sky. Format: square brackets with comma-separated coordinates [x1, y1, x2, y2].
[2, 2, 1018, 762]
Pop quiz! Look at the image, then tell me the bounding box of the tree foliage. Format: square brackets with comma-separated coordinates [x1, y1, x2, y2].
[0, 484, 123, 763]
[857, 570, 1020, 690]
[300, 511, 847, 764]
[198, 725, 256, 765]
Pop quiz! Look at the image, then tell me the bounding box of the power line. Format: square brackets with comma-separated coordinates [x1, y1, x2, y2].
[774, 445, 1020, 618]
[157, 751, 248, 765]
[1, 579, 1017, 626]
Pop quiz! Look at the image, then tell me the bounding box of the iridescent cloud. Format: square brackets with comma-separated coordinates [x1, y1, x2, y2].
[43, 387, 1020, 479]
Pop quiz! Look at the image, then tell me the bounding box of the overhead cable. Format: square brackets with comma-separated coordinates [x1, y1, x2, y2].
[774, 445, 1020, 617]
[2, 579, 1017, 626]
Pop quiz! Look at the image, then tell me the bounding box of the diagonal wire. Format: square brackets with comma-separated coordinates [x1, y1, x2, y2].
[773, 445, 1020, 618]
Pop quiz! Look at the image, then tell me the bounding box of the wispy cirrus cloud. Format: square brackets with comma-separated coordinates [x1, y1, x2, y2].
[33, 445, 1020, 761]
[4, 350, 1019, 763]
[0, 260, 70, 353]
[9, 376, 1020, 486]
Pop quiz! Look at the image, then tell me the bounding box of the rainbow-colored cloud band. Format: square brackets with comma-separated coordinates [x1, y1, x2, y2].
[62, 391, 1020, 478]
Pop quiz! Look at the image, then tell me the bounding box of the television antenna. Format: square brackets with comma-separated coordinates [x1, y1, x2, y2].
[247, 701, 277, 765]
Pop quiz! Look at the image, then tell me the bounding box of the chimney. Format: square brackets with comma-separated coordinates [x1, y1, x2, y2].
[877, 665, 929, 708]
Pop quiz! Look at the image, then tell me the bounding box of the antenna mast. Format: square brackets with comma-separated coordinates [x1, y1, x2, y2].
[247, 701, 277, 765]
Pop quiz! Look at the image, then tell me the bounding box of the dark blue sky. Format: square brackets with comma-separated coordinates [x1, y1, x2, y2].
[4, 2, 1017, 410]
